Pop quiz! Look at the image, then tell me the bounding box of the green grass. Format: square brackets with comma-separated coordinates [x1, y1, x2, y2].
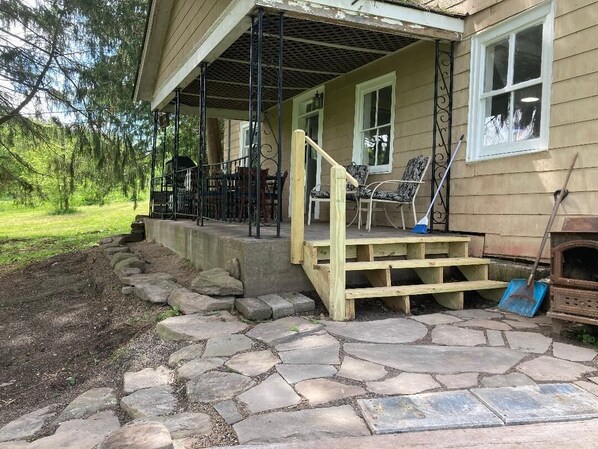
[0, 200, 148, 268]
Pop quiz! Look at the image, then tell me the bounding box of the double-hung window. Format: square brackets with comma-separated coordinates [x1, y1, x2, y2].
[239, 122, 250, 166]
[467, 2, 554, 161]
[353, 72, 396, 173]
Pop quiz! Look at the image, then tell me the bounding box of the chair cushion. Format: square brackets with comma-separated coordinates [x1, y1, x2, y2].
[310, 190, 330, 199]
[396, 155, 430, 201]
[346, 163, 369, 192]
[359, 188, 411, 203]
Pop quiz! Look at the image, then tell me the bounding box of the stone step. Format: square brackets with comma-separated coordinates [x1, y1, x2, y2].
[345, 280, 508, 299]
[315, 257, 491, 272]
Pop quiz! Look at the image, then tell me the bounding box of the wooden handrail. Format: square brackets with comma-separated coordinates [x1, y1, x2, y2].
[304, 135, 359, 187]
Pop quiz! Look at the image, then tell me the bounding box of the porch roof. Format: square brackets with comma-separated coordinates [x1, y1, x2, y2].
[135, 0, 465, 116]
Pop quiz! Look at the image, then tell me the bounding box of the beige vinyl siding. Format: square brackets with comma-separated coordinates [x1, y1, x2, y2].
[450, 0, 598, 260]
[224, 120, 244, 162]
[154, 0, 234, 94]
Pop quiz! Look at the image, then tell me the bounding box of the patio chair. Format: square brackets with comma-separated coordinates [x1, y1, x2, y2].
[308, 163, 369, 226]
[359, 155, 431, 231]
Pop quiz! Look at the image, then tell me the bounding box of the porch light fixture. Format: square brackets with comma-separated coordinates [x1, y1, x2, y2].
[521, 96, 540, 103]
[158, 112, 170, 128]
[312, 91, 324, 109]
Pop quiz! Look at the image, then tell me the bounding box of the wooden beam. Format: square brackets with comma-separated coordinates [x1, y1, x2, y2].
[258, 31, 390, 55]
[206, 79, 305, 90]
[329, 165, 348, 320]
[290, 129, 306, 264]
[218, 57, 343, 76]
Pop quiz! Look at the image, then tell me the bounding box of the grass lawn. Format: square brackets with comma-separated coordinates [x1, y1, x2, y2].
[0, 201, 148, 268]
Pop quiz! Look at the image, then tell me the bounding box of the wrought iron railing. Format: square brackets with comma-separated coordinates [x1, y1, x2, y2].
[150, 165, 198, 218]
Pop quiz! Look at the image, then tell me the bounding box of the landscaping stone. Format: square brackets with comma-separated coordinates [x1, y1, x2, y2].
[109, 252, 136, 267]
[120, 272, 174, 286]
[325, 318, 427, 344]
[276, 331, 340, 365]
[436, 373, 479, 389]
[0, 405, 58, 442]
[503, 319, 538, 329]
[257, 294, 294, 319]
[472, 383, 598, 425]
[191, 268, 243, 296]
[431, 325, 486, 347]
[131, 412, 212, 439]
[591, 377, 598, 384]
[99, 422, 172, 449]
[456, 319, 512, 331]
[246, 317, 323, 346]
[481, 373, 536, 388]
[279, 292, 315, 313]
[410, 313, 462, 326]
[224, 258, 241, 280]
[233, 405, 370, 445]
[114, 257, 145, 273]
[120, 386, 177, 418]
[366, 373, 440, 395]
[295, 379, 365, 405]
[156, 311, 248, 341]
[124, 366, 173, 394]
[202, 334, 253, 358]
[446, 309, 503, 320]
[517, 356, 595, 381]
[336, 356, 386, 382]
[121, 286, 134, 295]
[358, 391, 503, 434]
[213, 401, 243, 425]
[120, 267, 142, 277]
[186, 372, 254, 403]
[177, 357, 226, 381]
[504, 331, 552, 353]
[168, 288, 233, 314]
[576, 381, 598, 397]
[100, 237, 114, 245]
[276, 364, 337, 384]
[552, 342, 596, 362]
[238, 374, 301, 413]
[234, 297, 272, 321]
[226, 350, 280, 377]
[54, 388, 117, 423]
[134, 280, 180, 304]
[345, 343, 526, 374]
[168, 343, 204, 367]
[487, 330, 505, 346]
[105, 246, 131, 257]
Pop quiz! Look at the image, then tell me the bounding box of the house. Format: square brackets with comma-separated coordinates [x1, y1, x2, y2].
[134, 0, 597, 320]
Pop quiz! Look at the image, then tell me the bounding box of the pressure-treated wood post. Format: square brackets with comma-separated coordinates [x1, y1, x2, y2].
[290, 129, 306, 264]
[329, 165, 346, 320]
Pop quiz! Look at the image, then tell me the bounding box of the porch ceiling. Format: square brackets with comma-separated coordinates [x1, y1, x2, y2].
[177, 14, 418, 115]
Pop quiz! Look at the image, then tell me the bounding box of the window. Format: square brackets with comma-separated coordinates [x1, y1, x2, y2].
[353, 73, 396, 173]
[467, 2, 554, 161]
[239, 122, 250, 165]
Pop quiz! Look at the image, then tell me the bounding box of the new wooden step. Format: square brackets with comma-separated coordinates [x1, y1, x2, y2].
[315, 257, 491, 272]
[304, 235, 470, 247]
[345, 280, 508, 299]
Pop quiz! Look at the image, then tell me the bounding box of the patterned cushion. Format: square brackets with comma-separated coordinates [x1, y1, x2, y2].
[346, 163, 369, 192]
[310, 190, 330, 199]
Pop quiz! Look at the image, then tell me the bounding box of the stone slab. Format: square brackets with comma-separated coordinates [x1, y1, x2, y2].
[109, 252, 136, 267]
[156, 311, 248, 341]
[295, 379, 365, 406]
[134, 279, 179, 304]
[325, 318, 427, 344]
[98, 422, 172, 449]
[472, 383, 598, 425]
[120, 386, 177, 419]
[410, 313, 462, 326]
[279, 292, 315, 313]
[517, 356, 595, 381]
[168, 343, 205, 367]
[202, 334, 253, 358]
[191, 268, 244, 296]
[235, 297, 272, 321]
[503, 319, 538, 329]
[456, 319, 512, 331]
[55, 388, 117, 423]
[186, 372, 255, 403]
[276, 331, 340, 365]
[344, 343, 525, 374]
[115, 257, 145, 274]
[276, 364, 337, 384]
[431, 326, 486, 347]
[481, 373, 536, 388]
[124, 366, 173, 393]
[168, 288, 234, 314]
[436, 373, 479, 389]
[238, 374, 301, 413]
[177, 357, 226, 381]
[258, 294, 295, 319]
[120, 272, 174, 286]
[225, 350, 280, 377]
[131, 412, 212, 439]
[367, 373, 440, 395]
[214, 400, 243, 425]
[0, 405, 57, 442]
[576, 381, 598, 398]
[486, 330, 504, 347]
[358, 390, 503, 434]
[336, 356, 386, 382]
[446, 309, 503, 320]
[233, 406, 370, 445]
[553, 342, 597, 362]
[504, 331, 552, 354]
[246, 317, 323, 346]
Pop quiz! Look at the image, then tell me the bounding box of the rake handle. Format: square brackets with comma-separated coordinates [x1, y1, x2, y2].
[526, 152, 579, 287]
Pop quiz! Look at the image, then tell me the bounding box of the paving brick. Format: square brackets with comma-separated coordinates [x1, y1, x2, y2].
[235, 297, 272, 321]
[280, 292, 315, 313]
[258, 294, 294, 319]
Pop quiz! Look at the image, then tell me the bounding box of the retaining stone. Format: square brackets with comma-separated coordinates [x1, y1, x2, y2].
[104, 246, 131, 257]
[168, 288, 234, 314]
[134, 280, 180, 304]
[109, 252, 136, 267]
[0, 405, 58, 442]
[191, 268, 243, 297]
[235, 297, 271, 321]
[279, 292, 315, 313]
[257, 294, 294, 319]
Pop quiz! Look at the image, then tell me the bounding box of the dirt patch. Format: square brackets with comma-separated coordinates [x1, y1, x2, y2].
[0, 241, 200, 427]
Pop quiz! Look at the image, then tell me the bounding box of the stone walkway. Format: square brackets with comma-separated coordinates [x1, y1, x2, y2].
[1, 240, 598, 448]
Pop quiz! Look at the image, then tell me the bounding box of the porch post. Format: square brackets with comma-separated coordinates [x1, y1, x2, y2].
[329, 165, 347, 321]
[197, 63, 207, 226]
[173, 88, 181, 220]
[290, 129, 305, 264]
[149, 110, 158, 217]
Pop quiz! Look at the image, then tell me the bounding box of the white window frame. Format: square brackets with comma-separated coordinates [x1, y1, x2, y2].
[352, 72, 396, 174]
[238, 121, 250, 165]
[467, 1, 554, 162]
